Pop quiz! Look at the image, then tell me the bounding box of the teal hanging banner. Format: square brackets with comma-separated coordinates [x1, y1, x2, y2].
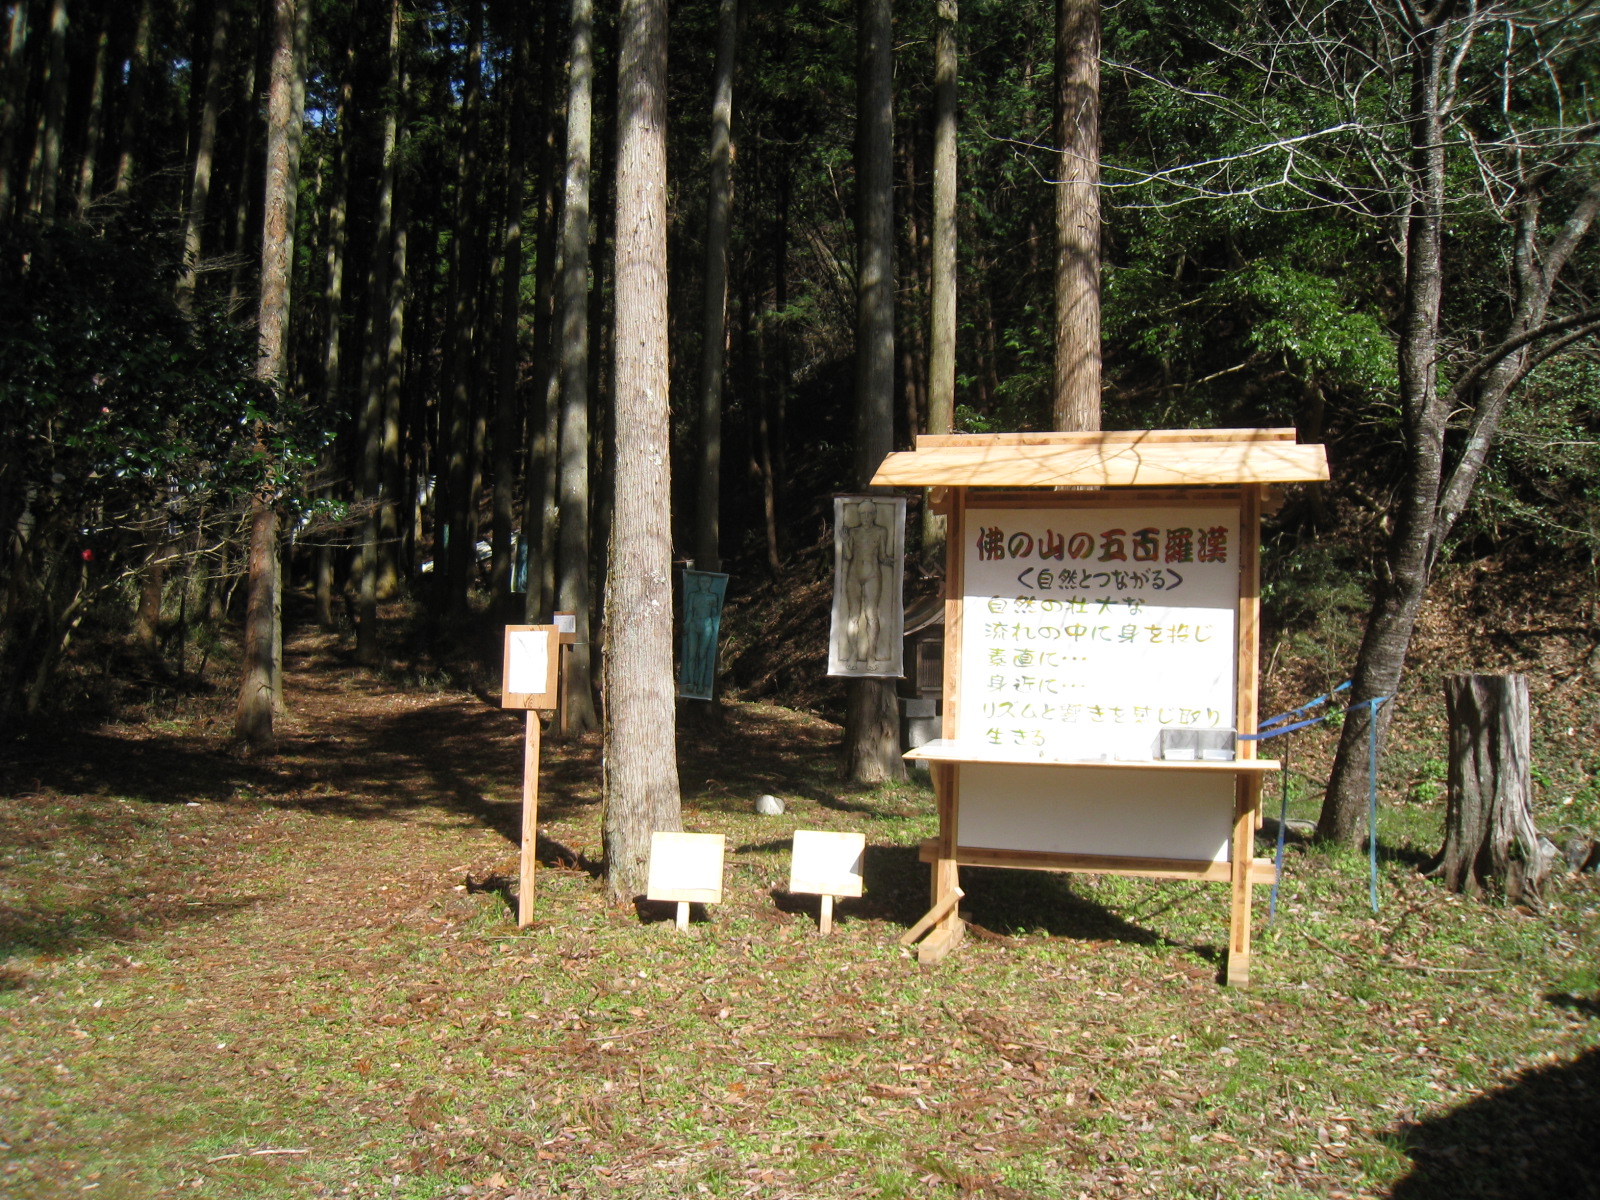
[679, 570, 729, 700]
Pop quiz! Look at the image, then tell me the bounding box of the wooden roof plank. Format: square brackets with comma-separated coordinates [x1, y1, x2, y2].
[870, 440, 1329, 488]
[913, 427, 1298, 449]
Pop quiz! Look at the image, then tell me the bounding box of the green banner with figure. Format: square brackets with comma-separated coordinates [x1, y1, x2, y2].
[679, 570, 729, 701]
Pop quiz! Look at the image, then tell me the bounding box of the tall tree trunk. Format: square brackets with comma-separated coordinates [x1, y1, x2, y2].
[315, 32, 355, 633]
[176, 0, 232, 312]
[378, 138, 409, 599]
[522, 1, 560, 624]
[1428, 674, 1550, 907]
[72, 17, 107, 212]
[0, 0, 30, 221]
[924, 0, 956, 557]
[356, 0, 401, 667]
[1052, 0, 1100, 431]
[603, 0, 680, 902]
[111, 0, 151, 199]
[842, 0, 905, 785]
[693, 0, 737, 575]
[557, 0, 599, 733]
[490, 4, 530, 615]
[235, 0, 299, 755]
[1318, 13, 1449, 841]
[434, 0, 485, 617]
[226, 5, 266, 315]
[1318, 65, 1600, 841]
[26, 0, 66, 220]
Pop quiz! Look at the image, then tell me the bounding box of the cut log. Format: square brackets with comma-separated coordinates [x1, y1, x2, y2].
[1427, 674, 1550, 907]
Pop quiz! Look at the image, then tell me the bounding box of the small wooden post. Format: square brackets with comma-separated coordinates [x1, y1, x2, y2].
[519, 711, 540, 927]
[502, 626, 561, 926]
[819, 894, 834, 935]
[552, 612, 578, 738]
[675, 901, 690, 930]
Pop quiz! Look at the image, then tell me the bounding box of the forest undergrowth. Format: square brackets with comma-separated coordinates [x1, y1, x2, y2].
[0, 568, 1597, 1200]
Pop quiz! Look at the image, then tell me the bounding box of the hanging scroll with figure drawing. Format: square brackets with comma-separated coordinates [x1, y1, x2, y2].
[678, 570, 729, 700]
[828, 495, 906, 678]
[963, 504, 1239, 762]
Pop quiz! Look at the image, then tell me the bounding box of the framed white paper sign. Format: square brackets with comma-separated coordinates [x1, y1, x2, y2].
[501, 625, 560, 709]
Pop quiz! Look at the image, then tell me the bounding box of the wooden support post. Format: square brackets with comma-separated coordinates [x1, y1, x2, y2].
[1226, 774, 1257, 987]
[518, 710, 540, 928]
[921, 759, 964, 963]
[675, 900, 689, 930]
[819, 894, 834, 935]
[1226, 482, 1262, 987]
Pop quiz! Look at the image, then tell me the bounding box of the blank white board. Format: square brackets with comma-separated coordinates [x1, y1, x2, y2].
[789, 830, 866, 898]
[646, 832, 725, 904]
[956, 763, 1234, 862]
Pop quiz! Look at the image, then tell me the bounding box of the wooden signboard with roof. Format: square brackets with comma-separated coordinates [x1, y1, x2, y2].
[870, 428, 1329, 986]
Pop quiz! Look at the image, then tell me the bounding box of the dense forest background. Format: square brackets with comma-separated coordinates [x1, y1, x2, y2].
[2, 0, 1597, 830]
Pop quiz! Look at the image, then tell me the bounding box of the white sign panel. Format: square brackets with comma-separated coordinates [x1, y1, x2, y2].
[506, 630, 551, 695]
[961, 504, 1238, 762]
[646, 832, 725, 904]
[958, 763, 1235, 861]
[789, 830, 866, 898]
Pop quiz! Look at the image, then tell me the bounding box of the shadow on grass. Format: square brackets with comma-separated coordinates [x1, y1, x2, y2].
[1386, 1046, 1600, 1199]
[1374, 839, 1437, 871]
[849, 842, 1222, 963]
[0, 896, 261, 962]
[1546, 991, 1600, 1019]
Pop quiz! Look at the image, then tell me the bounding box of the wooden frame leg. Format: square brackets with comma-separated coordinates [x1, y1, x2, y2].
[916, 762, 965, 964]
[1226, 775, 1259, 987]
[518, 711, 540, 928]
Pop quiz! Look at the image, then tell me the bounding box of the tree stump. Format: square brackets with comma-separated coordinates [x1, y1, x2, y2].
[1427, 674, 1550, 907]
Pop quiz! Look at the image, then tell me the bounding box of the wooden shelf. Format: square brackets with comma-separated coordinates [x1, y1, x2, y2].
[906, 739, 1279, 772]
[917, 838, 1278, 884]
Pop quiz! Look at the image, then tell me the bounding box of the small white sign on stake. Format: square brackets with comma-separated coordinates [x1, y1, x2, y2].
[646, 832, 725, 930]
[788, 830, 866, 934]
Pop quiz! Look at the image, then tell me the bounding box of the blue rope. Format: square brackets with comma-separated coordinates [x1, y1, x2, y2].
[1258, 680, 1351, 731]
[1239, 687, 1391, 917]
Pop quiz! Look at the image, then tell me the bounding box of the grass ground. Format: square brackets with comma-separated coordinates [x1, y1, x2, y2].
[2, 611, 1597, 1200]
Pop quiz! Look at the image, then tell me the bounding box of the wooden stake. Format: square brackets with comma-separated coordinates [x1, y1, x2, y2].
[675, 900, 689, 931]
[556, 641, 572, 737]
[518, 710, 540, 928]
[819, 894, 834, 935]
